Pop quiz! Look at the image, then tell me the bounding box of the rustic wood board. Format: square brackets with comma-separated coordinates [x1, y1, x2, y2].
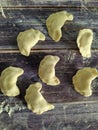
[0, 0, 98, 7]
[0, 0, 98, 130]
[0, 7, 98, 49]
[0, 50, 98, 103]
[0, 50, 98, 130]
[1, 102, 98, 130]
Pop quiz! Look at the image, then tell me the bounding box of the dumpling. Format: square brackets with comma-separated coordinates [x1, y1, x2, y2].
[0, 66, 24, 96]
[46, 11, 73, 42]
[77, 29, 93, 58]
[17, 28, 45, 56]
[25, 82, 54, 114]
[38, 55, 60, 86]
[72, 67, 98, 97]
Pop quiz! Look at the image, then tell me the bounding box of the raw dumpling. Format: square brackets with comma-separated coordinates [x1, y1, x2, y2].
[72, 67, 98, 97]
[25, 82, 54, 114]
[38, 55, 60, 86]
[0, 66, 24, 96]
[46, 11, 73, 42]
[77, 29, 93, 58]
[17, 28, 45, 56]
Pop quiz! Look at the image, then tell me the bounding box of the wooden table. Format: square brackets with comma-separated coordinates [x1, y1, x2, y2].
[0, 0, 98, 129]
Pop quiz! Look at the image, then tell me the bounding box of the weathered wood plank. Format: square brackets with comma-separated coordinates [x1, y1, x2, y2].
[0, 50, 98, 103]
[0, 7, 97, 49]
[0, 1, 97, 129]
[0, 102, 98, 130]
[0, 0, 98, 7]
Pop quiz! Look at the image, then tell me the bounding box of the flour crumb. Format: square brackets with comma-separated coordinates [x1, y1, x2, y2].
[0, 4, 6, 18]
[0, 101, 6, 114]
[3, 128, 7, 130]
[0, 100, 26, 117]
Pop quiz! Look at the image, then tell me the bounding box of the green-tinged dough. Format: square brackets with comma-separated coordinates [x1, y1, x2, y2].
[0, 66, 24, 96]
[46, 11, 73, 42]
[72, 67, 98, 97]
[25, 82, 54, 114]
[38, 55, 60, 86]
[17, 28, 45, 56]
[77, 29, 93, 58]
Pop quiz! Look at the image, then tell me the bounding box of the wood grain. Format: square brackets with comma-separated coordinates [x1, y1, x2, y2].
[0, 101, 98, 130]
[0, 7, 97, 49]
[0, 0, 98, 7]
[0, 50, 98, 103]
[0, 1, 98, 129]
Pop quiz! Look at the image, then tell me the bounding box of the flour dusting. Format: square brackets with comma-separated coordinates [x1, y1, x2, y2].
[0, 99, 26, 117]
[0, 4, 6, 18]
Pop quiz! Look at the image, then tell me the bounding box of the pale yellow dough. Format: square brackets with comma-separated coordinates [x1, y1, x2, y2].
[17, 28, 45, 56]
[0, 66, 24, 96]
[25, 82, 54, 114]
[38, 55, 60, 86]
[77, 29, 93, 58]
[72, 67, 98, 97]
[46, 11, 73, 42]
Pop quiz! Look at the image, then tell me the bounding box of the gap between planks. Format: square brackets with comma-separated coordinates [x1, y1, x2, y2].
[0, 48, 72, 53]
[1, 5, 98, 9]
[0, 48, 97, 53]
[54, 99, 98, 106]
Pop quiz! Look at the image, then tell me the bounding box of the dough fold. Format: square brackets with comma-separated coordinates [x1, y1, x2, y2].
[46, 11, 73, 42]
[17, 28, 45, 56]
[77, 29, 93, 58]
[38, 55, 60, 86]
[72, 67, 98, 97]
[25, 82, 54, 114]
[0, 66, 24, 96]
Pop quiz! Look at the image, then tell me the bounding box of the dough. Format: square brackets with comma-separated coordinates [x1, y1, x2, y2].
[72, 67, 98, 97]
[25, 82, 54, 114]
[17, 28, 45, 56]
[46, 11, 73, 42]
[77, 29, 93, 58]
[0, 66, 24, 96]
[38, 55, 60, 86]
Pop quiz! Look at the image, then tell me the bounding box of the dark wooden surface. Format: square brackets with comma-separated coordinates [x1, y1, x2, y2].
[0, 0, 98, 130]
